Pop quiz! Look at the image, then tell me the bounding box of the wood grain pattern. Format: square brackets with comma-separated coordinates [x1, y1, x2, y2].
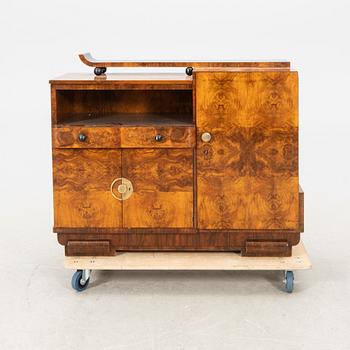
[120, 126, 195, 148]
[55, 89, 193, 125]
[51, 86, 58, 124]
[57, 232, 300, 254]
[196, 71, 299, 230]
[64, 242, 311, 271]
[79, 53, 290, 69]
[52, 127, 120, 148]
[52, 125, 194, 149]
[122, 149, 193, 228]
[243, 240, 291, 257]
[66, 241, 113, 256]
[50, 65, 303, 257]
[54, 227, 299, 235]
[63, 114, 193, 126]
[53, 149, 122, 227]
[50, 73, 193, 90]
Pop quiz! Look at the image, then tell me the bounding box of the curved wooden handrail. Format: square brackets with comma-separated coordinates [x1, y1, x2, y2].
[79, 52, 290, 69]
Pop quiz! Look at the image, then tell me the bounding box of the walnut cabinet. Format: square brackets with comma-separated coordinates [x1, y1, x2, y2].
[50, 63, 303, 257]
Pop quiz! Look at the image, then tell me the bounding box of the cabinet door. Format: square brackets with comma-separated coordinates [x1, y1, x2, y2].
[196, 71, 299, 230]
[122, 149, 193, 228]
[53, 149, 122, 228]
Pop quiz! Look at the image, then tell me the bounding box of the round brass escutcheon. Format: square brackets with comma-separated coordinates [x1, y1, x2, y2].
[110, 178, 133, 201]
[117, 184, 127, 194]
[201, 132, 212, 143]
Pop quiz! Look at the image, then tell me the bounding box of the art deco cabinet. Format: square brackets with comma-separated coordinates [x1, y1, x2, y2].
[50, 56, 303, 257]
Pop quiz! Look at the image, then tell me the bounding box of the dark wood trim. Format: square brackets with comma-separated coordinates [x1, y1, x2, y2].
[54, 227, 300, 234]
[66, 240, 114, 256]
[58, 232, 300, 256]
[242, 240, 291, 257]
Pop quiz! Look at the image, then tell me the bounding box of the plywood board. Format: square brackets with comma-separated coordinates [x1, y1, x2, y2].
[64, 242, 311, 271]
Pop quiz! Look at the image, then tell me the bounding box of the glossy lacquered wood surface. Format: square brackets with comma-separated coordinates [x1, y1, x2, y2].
[196, 71, 299, 230]
[79, 53, 290, 69]
[53, 149, 194, 229]
[52, 126, 120, 148]
[120, 126, 195, 148]
[53, 149, 122, 228]
[52, 125, 195, 148]
[51, 63, 303, 257]
[122, 149, 194, 228]
[58, 231, 300, 253]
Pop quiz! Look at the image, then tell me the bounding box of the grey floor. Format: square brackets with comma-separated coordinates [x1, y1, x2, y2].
[1, 223, 349, 350]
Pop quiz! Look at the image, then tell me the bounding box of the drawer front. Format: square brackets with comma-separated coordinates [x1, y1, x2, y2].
[52, 127, 120, 148]
[120, 126, 195, 148]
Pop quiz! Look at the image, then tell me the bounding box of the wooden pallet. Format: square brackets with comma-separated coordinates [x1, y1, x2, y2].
[65, 241, 311, 271]
[65, 242, 311, 293]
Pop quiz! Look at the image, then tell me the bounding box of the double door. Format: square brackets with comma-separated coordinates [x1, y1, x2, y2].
[53, 147, 193, 229]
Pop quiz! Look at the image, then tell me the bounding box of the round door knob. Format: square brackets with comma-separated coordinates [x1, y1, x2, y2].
[155, 134, 163, 142]
[201, 132, 212, 143]
[78, 133, 87, 142]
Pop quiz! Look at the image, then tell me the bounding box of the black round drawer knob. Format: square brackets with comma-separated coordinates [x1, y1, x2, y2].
[78, 133, 87, 142]
[154, 134, 163, 142]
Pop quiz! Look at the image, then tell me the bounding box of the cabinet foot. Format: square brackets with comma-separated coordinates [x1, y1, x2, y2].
[242, 240, 291, 257]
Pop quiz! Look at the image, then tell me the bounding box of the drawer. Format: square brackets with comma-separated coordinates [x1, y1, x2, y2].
[53, 126, 195, 148]
[52, 127, 120, 148]
[120, 126, 195, 148]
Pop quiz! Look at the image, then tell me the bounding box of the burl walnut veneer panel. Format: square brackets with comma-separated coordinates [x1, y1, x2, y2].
[52, 126, 120, 148]
[120, 126, 195, 148]
[53, 149, 122, 228]
[122, 149, 194, 228]
[196, 71, 298, 230]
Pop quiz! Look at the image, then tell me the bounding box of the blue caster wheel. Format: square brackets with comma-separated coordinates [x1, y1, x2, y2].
[71, 270, 90, 292]
[284, 270, 294, 293]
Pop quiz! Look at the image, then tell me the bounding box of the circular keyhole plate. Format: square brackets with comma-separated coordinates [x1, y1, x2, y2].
[110, 178, 133, 201]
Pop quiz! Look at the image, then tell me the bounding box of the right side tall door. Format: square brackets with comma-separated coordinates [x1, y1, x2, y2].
[195, 71, 299, 230]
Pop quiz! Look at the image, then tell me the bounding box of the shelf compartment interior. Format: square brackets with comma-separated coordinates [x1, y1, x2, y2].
[56, 89, 193, 125]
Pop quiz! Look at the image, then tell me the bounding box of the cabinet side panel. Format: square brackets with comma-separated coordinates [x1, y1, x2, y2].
[196, 71, 299, 230]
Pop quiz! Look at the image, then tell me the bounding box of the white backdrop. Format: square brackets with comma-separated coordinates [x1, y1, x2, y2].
[1, 1, 349, 349]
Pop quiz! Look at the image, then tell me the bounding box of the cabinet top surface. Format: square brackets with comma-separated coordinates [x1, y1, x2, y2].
[50, 73, 193, 85]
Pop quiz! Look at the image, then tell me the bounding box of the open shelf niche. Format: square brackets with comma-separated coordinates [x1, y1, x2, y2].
[55, 89, 193, 127]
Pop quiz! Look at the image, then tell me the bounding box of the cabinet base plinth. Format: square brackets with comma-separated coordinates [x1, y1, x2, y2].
[57, 231, 300, 258]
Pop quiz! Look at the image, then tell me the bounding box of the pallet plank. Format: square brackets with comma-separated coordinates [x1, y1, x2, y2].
[64, 242, 311, 271]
